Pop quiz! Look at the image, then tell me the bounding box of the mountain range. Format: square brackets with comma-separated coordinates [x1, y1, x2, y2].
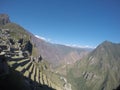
[0, 14, 120, 90]
[29, 30, 91, 68]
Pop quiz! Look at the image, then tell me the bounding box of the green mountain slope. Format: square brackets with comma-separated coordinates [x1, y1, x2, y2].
[67, 41, 120, 90]
[0, 14, 68, 90]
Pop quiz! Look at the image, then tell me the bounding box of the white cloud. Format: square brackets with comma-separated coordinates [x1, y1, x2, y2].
[64, 44, 95, 49]
[35, 35, 95, 49]
[35, 35, 51, 42]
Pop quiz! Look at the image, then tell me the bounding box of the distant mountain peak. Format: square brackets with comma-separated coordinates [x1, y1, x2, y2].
[91, 41, 120, 59]
[69, 41, 120, 90]
[0, 14, 10, 25]
[97, 40, 113, 49]
[102, 40, 113, 45]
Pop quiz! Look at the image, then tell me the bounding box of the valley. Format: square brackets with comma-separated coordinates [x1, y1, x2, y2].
[0, 14, 120, 90]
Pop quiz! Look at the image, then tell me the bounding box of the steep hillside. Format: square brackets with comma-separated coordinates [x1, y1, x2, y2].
[0, 14, 70, 90]
[67, 41, 120, 90]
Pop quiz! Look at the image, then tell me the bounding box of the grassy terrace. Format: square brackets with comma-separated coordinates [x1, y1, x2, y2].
[17, 59, 29, 64]
[24, 61, 32, 70]
[30, 64, 38, 81]
[28, 64, 34, 73]
[15, 66, 24, 72]
[7, 54, 63, 90]
[40, 72, 43, 84]
[36, 67, 40, 83]
[43, 74, 48, 85]
[8, 61, 17, 67]
[23, 71, 30, 77]
[7, 57, 63, 90]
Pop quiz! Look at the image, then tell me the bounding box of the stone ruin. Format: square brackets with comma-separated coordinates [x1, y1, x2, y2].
[0, 28, 44, 76]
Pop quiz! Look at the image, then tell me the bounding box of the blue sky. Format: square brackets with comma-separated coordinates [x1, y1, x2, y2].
[0, 0, 120, 48]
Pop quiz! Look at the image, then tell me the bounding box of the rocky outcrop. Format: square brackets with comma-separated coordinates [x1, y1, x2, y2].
[0, 14, 10, 25]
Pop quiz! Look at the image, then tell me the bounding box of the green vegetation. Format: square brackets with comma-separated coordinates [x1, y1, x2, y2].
[32, 47, 39, 57]
[24, 71, 30, 77]
[67, 41, 120, 90]
[3, 23, 30, 40]
[15, 66, 24, 72]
